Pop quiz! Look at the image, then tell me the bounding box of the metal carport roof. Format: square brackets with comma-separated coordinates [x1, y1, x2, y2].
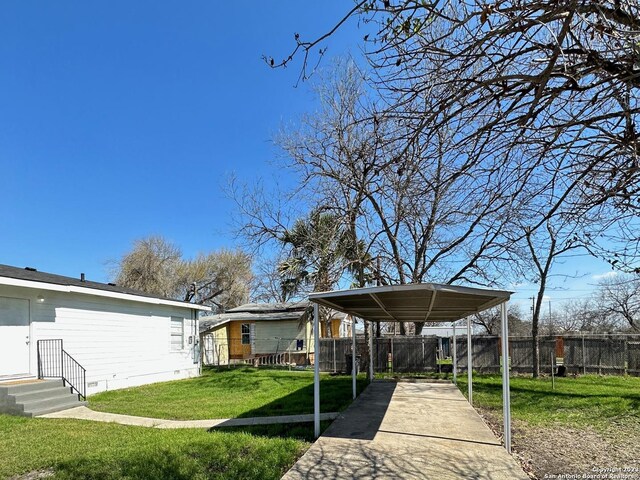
[307, 283, 514, 454]
[308, 283, 511, 324]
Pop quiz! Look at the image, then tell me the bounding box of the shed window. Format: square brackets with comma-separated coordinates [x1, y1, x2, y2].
[171, 317, 184, 351]
[241, 323, 251, 345]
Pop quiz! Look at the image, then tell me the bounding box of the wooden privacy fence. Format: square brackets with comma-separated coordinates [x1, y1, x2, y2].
[509, 337, 556, 374]
[563, 336, 630, 375]
[318, 337, 439, 373]
[455, 337, 501, 373]
[319, 334, 640, 376]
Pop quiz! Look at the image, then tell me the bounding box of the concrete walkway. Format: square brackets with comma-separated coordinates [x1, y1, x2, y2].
[41, 406, 338, 429]
[283, 381, 528, 480]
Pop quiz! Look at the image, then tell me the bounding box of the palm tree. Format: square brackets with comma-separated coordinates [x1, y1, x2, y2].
[278, 208, 371, 336]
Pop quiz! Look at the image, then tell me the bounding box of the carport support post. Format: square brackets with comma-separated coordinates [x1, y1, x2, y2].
[452, 322, 457, 385]
[352, 318, 357, 399]
[313, 302, 320, 439]
[500, 301, 512, 454]
[467, 316, 473, 405]
[368, 321, 374, 381]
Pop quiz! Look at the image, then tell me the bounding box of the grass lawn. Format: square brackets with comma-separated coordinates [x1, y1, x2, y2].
[456, 374, 640, 427]
[456, 374, 640, 478]
[0, 414, 307, 480]
[90, 367, 367, 420]
[1, 367, 366, 479]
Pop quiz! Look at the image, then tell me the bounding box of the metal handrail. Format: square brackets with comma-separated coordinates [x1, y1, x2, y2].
[37, 339, 87, 400]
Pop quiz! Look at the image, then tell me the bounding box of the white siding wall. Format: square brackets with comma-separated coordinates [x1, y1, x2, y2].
[0, 285, 199, 395]
[254, 320, 307, 354]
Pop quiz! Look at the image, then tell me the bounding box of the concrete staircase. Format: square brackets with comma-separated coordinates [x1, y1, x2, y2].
[0, 380, 87, 417]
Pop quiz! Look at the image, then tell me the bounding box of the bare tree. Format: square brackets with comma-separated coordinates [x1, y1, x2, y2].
[521, 211, 595, 376]
[550, 298, 619, 333]
[113, 236, 252, 312]
[268, 0, 640, 271]
[114, 236, 181, 298]
[597, 273, 640, 331]
[251, 254, 296, 304]
[176, 249, 252, 312]
[274, 60, 522, 335]
[474, 304, 530, 336]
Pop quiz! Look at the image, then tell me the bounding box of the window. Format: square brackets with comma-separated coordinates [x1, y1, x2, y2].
[171, 317, 184, 351]
[241, 323, 251, 345]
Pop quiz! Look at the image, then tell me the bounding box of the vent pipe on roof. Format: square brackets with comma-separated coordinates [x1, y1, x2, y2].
[80, 273, 85, 282]
[24, 267, 37, 272]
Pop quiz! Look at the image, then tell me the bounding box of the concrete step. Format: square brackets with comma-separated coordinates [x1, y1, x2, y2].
[20, 394, 86, 417]
[0, 379, 63, 396]
[0, 379, 85, 417]
[9, 386, 75, 405]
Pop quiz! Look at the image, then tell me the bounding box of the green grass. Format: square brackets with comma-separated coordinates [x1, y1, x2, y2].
[1, 368, 367, 479]
[90, 367, 367, 420]
[456, 374, 640, 427]
[214, 421, 332, 443]
[0, 414, 307, 479]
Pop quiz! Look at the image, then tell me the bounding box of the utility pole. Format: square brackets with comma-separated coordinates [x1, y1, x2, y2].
[530, 296, 535, 320]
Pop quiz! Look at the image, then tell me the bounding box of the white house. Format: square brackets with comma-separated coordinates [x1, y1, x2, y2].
[0, 264, 210, 397]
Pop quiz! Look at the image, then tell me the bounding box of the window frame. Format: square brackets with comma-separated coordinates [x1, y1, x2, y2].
[170, 316, 184, 351]
[241, 323, 251, 345]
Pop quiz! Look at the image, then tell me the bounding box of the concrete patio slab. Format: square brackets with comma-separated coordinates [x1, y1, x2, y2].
[283, 381, 528, 480]
[41, 406, 338, 429]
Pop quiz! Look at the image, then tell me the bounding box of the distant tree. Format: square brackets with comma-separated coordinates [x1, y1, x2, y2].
[551, 299, 619, 334]
[250, 254, 296, 304]
[114, 236, 252, 312]
[473, 304, 530, 336]
[597, 274, 640, 331]
[114, 236, 181, 298]
[176, 250, 252, 312]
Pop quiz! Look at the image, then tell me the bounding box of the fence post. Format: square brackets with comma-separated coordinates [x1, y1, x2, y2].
[333, 338, 336, 373]
[391, 336, 394, 373]
[551, 344, 555, 390]
[582, 334, 586, 375]
[422, 337, 425, 371]
[453, 322, 457, 385]
[352, 318, 357, 399]
[368, 323, 374, 380]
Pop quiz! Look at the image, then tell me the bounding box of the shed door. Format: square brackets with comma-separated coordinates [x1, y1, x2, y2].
[0, 297, 30, 376]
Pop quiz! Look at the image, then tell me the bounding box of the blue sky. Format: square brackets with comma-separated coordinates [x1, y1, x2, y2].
[0, 1, 362, 275]
[0, 1, 614, 315]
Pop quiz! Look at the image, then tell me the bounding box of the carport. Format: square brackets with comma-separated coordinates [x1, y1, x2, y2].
[309, 283, 513, 453]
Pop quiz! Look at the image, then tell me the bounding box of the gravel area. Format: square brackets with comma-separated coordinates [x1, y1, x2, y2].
[477, 407, 640, 480]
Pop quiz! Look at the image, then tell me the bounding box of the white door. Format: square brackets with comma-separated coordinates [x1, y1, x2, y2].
[0, 297, 30, 376]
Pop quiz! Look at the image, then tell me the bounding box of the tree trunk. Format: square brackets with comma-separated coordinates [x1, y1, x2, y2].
[532, 292, 545, 378]
[532, 318, 540, 378]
